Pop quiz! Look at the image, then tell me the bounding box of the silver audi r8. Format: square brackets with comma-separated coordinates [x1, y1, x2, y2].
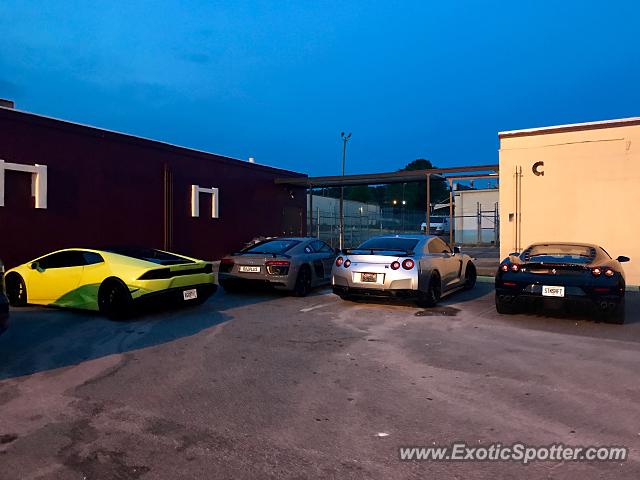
[219, 237, 338, 296]
[332, 235, 476, 306]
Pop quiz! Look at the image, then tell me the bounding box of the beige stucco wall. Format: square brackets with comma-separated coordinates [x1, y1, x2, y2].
[499, 120, 640, 286]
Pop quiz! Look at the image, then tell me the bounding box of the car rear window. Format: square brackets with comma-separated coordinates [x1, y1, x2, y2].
[356, 238, 419, 253]
[104, 247, 193, 265]
[523, 244, 595, 263]
[243, 240, 301, 255]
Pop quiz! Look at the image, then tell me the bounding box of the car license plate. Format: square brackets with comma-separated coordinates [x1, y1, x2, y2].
[361, 272, 377, 283]
[239, 265, 261, 273]
[183, 288, 198, 301]
[542, 286, 564, 297]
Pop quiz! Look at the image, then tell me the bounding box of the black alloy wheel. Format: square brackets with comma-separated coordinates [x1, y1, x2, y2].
[294, 266, 312, 297]
[5, 273, 27, 306]
[98, 279, 133, 320]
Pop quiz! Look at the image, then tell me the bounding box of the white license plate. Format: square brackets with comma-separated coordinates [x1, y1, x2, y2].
[361, 272, 378, 283]
[239, 265, 261, 273]
[542, 286, 565, 297]
[183, 289, 198, 301]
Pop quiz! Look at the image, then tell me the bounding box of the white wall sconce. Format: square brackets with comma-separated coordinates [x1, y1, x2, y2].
[0, 160, 48, 209]
[191, 185, 219, 218]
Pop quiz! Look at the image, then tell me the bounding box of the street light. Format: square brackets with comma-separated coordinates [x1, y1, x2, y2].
[401, 182, 406, 232]
[339, 131, 352, 250]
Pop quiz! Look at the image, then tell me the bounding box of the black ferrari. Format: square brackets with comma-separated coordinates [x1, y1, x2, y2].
[495, 242, 629, 324]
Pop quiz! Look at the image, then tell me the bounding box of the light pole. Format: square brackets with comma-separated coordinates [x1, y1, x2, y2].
[339, 131, 351, 250]
[401, 182, 406, 232]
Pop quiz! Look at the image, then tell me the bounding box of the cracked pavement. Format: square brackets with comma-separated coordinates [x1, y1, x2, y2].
[0, 283, 639, 479]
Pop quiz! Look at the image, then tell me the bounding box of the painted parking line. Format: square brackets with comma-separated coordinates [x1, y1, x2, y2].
[300, 303, 333, 313]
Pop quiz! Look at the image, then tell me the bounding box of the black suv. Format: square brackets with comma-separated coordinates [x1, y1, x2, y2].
[0, 259, 8, 334]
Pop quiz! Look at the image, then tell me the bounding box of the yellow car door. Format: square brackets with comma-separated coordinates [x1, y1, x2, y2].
[28, 251, 86, 305]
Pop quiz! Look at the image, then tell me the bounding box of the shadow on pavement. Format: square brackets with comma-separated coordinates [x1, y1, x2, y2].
[0, 289, 273, 380]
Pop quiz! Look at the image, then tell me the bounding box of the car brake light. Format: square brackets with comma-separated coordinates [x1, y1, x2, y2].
[510, 264, 519, 272]
[391, 261, 400, 270]
[594, 287, 610, 293]
[503, 281, 517, 287]
[500, 263, 509, 272]
[265, 260, 290, 276]
[591, 267, 602, 276]
[265, 261, 290, 267]
[604, 268, 615, 277]
[344, 259, 351, 268]
[335, 257, 344, 267]
[402, 259, 415, 270]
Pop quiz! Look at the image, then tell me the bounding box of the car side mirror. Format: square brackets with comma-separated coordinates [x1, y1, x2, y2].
[453, 246, 461, 255]
[617, 255, 630, 263]
[31, 262, 41, 271]
[509, 252, 520, 257]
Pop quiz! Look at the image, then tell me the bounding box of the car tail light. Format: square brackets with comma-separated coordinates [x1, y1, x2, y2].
[335, 256, 344, 267]
[265, 260, 290, 275]
[510, 264, 519, 272]
[594, 287, 610, 293]
[503, 281, 517, 287]
[219, 258, 234, 273]
[402, 259, 415, 270]
[604, 268, 615, 277]
[591, 267, 602, 277]
[344, 259, 351, 268]
[500, 263, 509, 272]
[391, 261, 400, 270]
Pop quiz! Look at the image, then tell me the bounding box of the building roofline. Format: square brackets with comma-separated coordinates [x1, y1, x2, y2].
[498, 116, 640, 139]
[0, 105, 305, 177]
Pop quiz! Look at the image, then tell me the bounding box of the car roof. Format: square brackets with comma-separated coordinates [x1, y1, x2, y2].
[371, 234, 435, 241]
[263, 237, 315, 242]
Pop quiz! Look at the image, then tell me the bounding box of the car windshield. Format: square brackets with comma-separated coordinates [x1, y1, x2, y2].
[104, 247, 193, 265]
[524, 244, 594, 263]
[243, 239, 301, 255]
[355, 238, 419, 253]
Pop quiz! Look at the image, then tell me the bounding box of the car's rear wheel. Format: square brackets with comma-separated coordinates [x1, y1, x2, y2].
[5, 273, 27, 306]
[294, 265, 312, 297]
[463, 263, 477, 290]
[98, 279, 132, 320]
[605, 298, 625, 325]
[495, 294, 517, 314]
[417, 272, 441, 307]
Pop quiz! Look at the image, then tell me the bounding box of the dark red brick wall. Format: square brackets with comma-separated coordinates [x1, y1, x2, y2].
[0, 108, 307, 268]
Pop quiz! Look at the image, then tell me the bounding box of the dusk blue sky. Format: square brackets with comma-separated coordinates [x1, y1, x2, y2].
[1, 1, 639, 176]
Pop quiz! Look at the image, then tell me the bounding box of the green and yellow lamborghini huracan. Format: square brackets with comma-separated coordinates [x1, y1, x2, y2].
[4, 247, 217, 318]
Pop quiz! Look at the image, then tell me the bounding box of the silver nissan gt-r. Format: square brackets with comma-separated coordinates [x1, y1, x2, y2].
[219, 237, 337, 296]
[332, 235, 476, 306]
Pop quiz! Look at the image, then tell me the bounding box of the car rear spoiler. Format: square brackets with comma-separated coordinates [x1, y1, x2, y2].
[341, 248, 415, 257]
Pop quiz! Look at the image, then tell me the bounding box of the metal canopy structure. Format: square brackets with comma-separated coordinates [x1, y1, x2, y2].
[275, 164, 498, 187]
[276, 164, 499, 247]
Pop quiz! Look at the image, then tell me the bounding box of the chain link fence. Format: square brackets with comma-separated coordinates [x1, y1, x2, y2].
[308, 205, 498, 249]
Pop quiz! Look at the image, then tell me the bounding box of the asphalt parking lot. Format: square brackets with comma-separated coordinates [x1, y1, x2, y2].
[0, 282, 639, 479]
